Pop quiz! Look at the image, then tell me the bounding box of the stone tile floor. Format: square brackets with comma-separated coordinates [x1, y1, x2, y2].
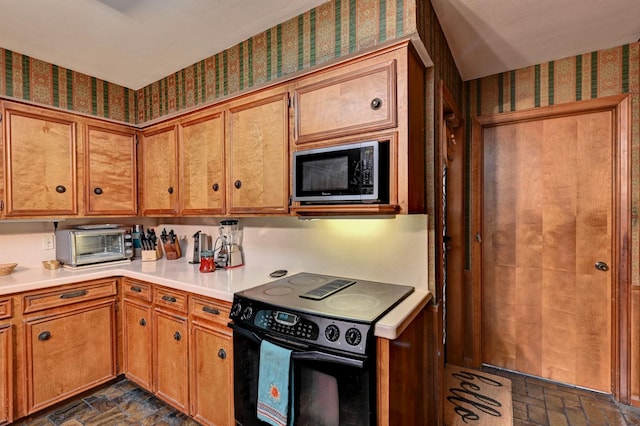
[12, 378, 201, 426]
[485, 366, 640, 425]
[12, 371, 640, 425]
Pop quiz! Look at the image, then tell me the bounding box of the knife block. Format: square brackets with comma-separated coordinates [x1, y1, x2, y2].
[163, 241, 182, 260]
[141, 244, 163, 262]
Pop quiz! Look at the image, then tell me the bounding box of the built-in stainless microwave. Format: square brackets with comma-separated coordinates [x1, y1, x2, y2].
[55, 227, 133, 267]
[292, 140, 389, 204]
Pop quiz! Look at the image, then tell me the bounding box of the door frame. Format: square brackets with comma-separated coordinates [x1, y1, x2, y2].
[470, 94, 631, 402]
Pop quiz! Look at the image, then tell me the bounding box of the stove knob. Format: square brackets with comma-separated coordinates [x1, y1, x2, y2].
[325, 324, 340, 342]
[241, 306, 253, 321]
[230, 303, 242, 318]
[345, 328, 362, 346]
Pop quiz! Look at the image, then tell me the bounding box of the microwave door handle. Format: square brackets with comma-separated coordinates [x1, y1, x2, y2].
[229, 323, 366, 368]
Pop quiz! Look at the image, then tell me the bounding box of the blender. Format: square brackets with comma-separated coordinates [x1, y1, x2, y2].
[215, 219, 244, 269]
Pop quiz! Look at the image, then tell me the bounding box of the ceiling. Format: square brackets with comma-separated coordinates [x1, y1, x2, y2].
[0, 0, 638, 89]
[432, 0, 640, 80]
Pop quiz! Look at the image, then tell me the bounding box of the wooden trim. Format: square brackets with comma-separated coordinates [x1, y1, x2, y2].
[470, 94, 631, 402]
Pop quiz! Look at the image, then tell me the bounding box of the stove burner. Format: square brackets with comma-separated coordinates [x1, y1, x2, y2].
[263, 286, 294, 296]
[287, 274, 330, 286]
[325, 294, 380, 313]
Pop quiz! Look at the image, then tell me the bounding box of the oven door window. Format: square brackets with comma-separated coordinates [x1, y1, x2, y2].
[296, 359, 371, 426]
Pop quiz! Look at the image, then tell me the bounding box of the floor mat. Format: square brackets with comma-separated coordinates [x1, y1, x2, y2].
[444, 364, 513, 426]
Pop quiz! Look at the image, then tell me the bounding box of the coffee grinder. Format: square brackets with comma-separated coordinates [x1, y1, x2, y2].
[215, 219, 244, 269]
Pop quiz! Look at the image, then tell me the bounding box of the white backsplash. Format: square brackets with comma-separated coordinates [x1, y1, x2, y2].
[0, 215, 429, 291]
[157, 215, 429, 290]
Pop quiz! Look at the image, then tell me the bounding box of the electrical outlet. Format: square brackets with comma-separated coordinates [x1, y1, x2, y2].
[42, 235, 55, 250]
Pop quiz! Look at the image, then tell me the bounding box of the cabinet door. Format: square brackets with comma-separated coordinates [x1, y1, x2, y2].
[190, 322, 233, 426]
[227, 89, 289, 214]
[25, 301, 116, 413]
[85, 123, 137, 215]
[293, 58, 396, 144]
[153, 309, 189, 412]
[3, 103, 77, 216]
[140, 125, 179, 215]
[0, 325, 12, 425]
[179, 111, 225, 215]
[123, 300, 152, 389]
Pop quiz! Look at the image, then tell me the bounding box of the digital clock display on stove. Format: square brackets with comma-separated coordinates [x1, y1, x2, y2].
[275, 311, 298, 326]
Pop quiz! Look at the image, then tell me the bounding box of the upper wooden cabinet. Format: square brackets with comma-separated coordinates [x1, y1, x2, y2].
[179, 110, 225, 215]
[227, 87, 290, 214]
[84, 122, 137, 215]
[293, 58, 396, 145]
[139, 124, 179, 215]
[2, 102, 77, 216]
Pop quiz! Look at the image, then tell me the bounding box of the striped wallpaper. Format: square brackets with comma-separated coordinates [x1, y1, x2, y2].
[136, 0, 417, 123]
[0, 49, 137, 123]
[0, 0, 417, 125]
[466, 43, 640, 286]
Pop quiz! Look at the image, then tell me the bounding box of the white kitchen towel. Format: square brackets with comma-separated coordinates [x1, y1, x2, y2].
[257, 340, 293, 426]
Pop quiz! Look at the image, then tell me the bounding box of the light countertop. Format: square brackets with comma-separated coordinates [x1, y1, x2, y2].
[0, 259, 432, 339]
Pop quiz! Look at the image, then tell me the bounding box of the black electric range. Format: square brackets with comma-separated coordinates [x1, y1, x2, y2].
[229, 272, 414, 356]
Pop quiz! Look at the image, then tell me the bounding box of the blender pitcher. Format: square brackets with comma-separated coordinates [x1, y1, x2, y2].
[216, 219, 244, 268]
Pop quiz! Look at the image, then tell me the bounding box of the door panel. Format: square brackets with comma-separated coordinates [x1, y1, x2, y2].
[482, 111, 612, 392]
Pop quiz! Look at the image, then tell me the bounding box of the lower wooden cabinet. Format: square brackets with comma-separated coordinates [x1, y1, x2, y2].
[0, 324, 12, 425]
[153, 308, 189, 413]
[24, 300, 116, 413]
[190, 320, 233, 426]
[122, 299, 153, 389]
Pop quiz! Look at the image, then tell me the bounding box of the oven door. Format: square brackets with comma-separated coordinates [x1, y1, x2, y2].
[230, 324, 375, 426]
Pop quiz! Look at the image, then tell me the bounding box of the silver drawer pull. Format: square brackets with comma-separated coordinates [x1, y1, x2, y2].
[202, 306, 220, 315]
[60, 290, 88, 299]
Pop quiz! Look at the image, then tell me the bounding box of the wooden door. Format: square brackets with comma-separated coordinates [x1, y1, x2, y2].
[480, 110, 614, 392]
[153, 308, 189, 412]
[179, 111, 225, 215]
[3, 104, 77, 216]
[25, 301, 116, 413]
[0, 325, 12, 425]
[140, 125, 179, 215]
[227, 89, 289, 214]
[190, 322, 233, 426]
[85, 123, 137, 215]
[123, 300, 152, 389]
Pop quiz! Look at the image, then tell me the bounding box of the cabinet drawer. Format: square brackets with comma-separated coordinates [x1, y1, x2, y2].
[123, 279, 152, 302]
[0, 298, 11, 320]
[23, 279, 117, 314]
[154, 286, 187, 313]
[190, 295, 231, 327]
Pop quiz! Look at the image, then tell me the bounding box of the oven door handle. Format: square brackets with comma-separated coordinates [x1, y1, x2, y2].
[229, 323, 366, 368]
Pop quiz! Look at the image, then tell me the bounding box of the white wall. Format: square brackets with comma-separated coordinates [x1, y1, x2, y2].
[0, 215, 429, 291]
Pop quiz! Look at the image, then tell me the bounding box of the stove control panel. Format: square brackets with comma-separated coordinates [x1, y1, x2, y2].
[229, 296, 371, 355]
